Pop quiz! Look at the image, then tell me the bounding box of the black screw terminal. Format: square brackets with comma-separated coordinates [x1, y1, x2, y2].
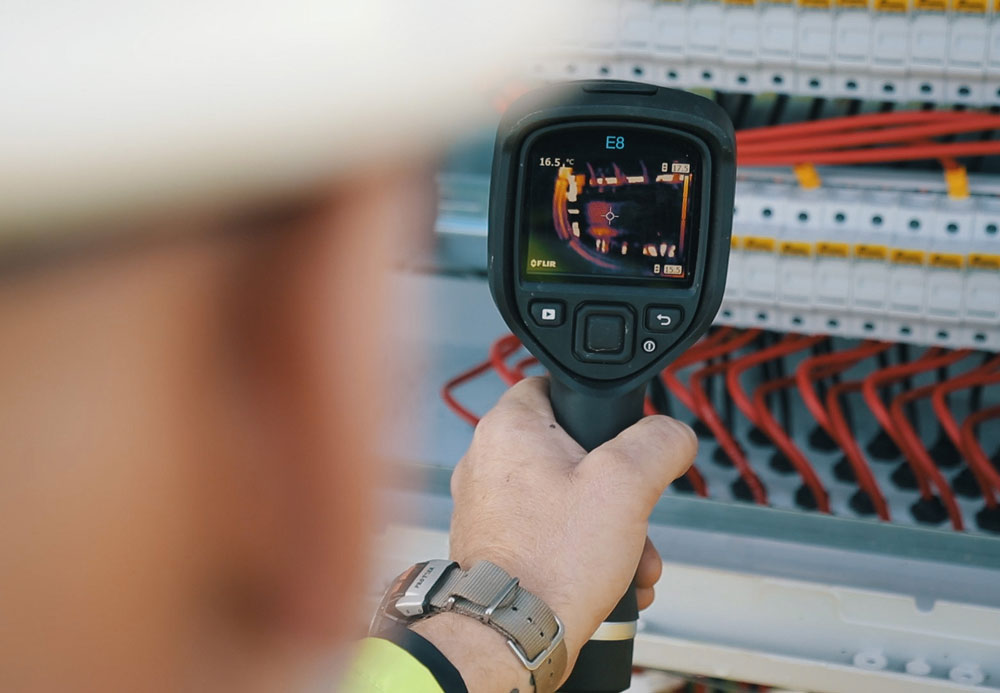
[866, 430, 901, 461]
[929, 435, 962, 468]
[910, 496, 948, 524]
[794, 484, 818, 510]
[692, 420, 713, 438]
[672, 475, 695, 494]
[809, 426, 839, 452]
[951, 468, 982, 499]
[769, 451, 795, 475]
[711, 445, 736, 467]
[833, 456, 857, 484]
[975, 505, 1000, 533]
[747, 426, 773, 446]
[849, 489, 877, 516]
[730, 476, 759, 502]
[890, 461, 918, 490]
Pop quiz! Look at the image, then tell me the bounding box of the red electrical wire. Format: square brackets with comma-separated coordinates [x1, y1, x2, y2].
[511, 355, 539, 381]
[651, 327, 751, 499]
[441, 334, 523, 426]
[688, 361, 769, 504]
[861, 348, 969, 484]
[824, 380, 891, 521]
[739, 140, 1000, 167]
[932, 357, 1000, 492]
[960, 404, 1000, 494]
[739, 115, 1000, 156]
[662, 329, 760, 411]
[489, 333, 525, 386]
[891, 382, 993, 518]
[795, 341, 891, 439]
[893, 362, 1000, 508]
[725, 333, 830, 512]
[752, 374, 831, 512]
[736, 109, 968, 144]
[861, 348, 970, 530]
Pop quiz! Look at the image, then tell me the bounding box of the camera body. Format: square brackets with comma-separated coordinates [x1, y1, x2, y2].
[488, 81, 736, 396]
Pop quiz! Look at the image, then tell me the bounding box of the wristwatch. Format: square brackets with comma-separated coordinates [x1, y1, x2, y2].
[370, 560, 567, 693]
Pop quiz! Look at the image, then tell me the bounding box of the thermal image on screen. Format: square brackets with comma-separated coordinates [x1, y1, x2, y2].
[522, 127, 701, 284]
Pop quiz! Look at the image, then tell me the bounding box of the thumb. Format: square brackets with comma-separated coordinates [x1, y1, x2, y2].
[578, 415, 697, 515]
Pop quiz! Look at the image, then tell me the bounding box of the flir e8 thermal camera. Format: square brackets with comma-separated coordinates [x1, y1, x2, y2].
[487, 81, 736, 693]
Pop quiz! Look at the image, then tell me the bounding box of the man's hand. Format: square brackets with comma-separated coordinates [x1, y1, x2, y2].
[445, 376, 696, 675]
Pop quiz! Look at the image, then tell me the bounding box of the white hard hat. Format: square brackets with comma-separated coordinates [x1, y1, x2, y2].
[0, 0, 584, 238]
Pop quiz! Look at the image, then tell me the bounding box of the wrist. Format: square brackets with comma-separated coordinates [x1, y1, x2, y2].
[411, 613, 533, 693]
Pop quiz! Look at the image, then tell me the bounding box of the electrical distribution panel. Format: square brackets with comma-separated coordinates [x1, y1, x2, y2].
[380, 4, 1000, 691]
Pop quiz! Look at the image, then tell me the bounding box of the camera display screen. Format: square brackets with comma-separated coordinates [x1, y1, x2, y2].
[520, 126, 702, 284]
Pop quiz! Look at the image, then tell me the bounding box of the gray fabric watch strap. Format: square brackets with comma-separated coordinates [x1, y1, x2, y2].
[427, 560, 567, 693]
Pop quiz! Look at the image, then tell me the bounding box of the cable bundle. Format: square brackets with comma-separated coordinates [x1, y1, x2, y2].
[736, 109, 1000, 168]
[441, 332, 1000, 533]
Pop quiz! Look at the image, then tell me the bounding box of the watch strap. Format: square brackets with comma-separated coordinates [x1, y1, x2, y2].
[428, 560, 567, 693]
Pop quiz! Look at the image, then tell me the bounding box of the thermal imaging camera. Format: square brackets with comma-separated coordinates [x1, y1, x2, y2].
[487, 81, 736, 692]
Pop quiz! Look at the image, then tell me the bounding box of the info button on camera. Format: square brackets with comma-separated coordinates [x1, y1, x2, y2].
[645, 306, 683, 332]
[530, 301, 565, 327]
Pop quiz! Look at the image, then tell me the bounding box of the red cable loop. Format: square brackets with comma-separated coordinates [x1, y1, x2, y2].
[795, 341, 891, 438]
[888, 384, 972, 527]
[895, 362, 1000, 509]
[442, 335, 523, 426]
[688, 362, 769, 505]
[860, 348, 969, 495]
[960, 404, 1000, 494]
[662, 329, 761, 411]
[751, 375, 830, 513]
[724, 333, 830, 512]
[931, 356, 1000, 489]
[489, 334, 525, 386]
[824, 381, 891, 521]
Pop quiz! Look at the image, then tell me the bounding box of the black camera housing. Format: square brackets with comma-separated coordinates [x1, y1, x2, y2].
[488, 81, 736, 398]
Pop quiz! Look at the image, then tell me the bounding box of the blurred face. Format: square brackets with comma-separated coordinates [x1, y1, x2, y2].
[0, 170, 434, 692]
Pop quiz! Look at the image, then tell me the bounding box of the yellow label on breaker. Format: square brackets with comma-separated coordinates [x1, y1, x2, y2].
[798, 0, 832, 7]
[836, 0, 869, 7]
[855, 243, 889, 260]
[816, 241, 851, 258]
[724, 0, 755, 6]
[969, 253, 1000, 271]
[780, 241, 813, 257]
[913, 0, 946, 10]
[890, 248, 926, 266]
[929, 252, 964, 269]
[731, 235, 743, 249]
[874, 0, 908, 10]
[744, 236, 777, 253]
[951, 0, 986, 11]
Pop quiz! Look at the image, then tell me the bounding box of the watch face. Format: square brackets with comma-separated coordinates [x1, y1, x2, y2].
[520, 125, 704, 286]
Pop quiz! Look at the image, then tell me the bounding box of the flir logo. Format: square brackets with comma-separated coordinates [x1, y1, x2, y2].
[605, 135, 624, 150]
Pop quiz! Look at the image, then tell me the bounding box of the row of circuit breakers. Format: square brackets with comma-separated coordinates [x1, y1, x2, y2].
[538, 0, 1000, 106]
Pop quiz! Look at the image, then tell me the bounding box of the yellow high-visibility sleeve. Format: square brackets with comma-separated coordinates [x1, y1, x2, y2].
[339, 637, 446, 693]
